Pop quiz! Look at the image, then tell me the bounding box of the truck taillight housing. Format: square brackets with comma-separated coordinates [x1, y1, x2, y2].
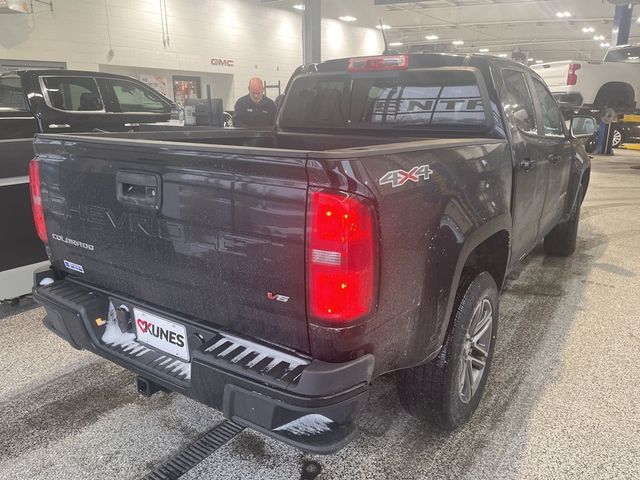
[567, 63, 581, 86]
[29, 159, 48, 244]
[307, 190, 377, 324]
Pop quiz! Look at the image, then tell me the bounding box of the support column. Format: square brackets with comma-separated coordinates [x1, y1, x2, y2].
[303, 0, 321, 65]
[612, 4, 633, 46]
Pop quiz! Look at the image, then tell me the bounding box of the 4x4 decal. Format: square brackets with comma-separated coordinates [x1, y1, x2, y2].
[379, 165, 433, 188]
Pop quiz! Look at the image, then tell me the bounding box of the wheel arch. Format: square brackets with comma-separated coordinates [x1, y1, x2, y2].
[594, 82, 636, 111]
[434, 220, 511, 353]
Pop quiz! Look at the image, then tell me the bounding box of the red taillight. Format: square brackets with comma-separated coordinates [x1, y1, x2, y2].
[347, 54, 409, 72]
[567, 63, 581, 86]
[307, 190, 377, 324]
[29, 159, 48, 244]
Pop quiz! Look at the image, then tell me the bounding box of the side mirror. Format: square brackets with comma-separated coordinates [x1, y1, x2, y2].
[570, 115, 597, 138]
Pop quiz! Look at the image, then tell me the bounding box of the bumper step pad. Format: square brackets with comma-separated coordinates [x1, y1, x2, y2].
[97, 300, 311, 388]
[101, 301, 192, 382]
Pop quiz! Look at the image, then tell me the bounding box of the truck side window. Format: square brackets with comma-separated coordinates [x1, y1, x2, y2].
[99, 78, 169, 114]
[531, 78, 564, 137]
[501, 70, 537, 135]
[0, 76, 27, 112]
[42, 76, 104, 112]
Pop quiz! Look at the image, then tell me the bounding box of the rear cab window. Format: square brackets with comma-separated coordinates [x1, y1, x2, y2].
[0, 75, 28, 112]
[279, 67, 493, 133]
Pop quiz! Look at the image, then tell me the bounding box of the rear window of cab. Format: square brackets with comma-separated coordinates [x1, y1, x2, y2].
[279, 67, 491, 132]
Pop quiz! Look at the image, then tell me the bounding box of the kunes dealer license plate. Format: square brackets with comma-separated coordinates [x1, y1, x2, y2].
[134, 308, 190, 361]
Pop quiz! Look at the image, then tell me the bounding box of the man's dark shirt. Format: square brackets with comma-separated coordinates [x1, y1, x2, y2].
[233, 94, 277, 127]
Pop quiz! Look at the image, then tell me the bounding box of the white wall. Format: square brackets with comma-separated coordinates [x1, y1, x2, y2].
[0, 0, 384, 107]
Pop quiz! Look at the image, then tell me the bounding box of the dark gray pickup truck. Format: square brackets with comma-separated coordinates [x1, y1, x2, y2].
[0, 69, 177, 301]
[30, 54, 595, 453]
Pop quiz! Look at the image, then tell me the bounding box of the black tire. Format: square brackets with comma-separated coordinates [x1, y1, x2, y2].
[543, 185, 583, 256]
[396, 271, 499, 430]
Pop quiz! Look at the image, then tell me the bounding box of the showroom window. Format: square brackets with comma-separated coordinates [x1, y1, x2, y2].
[98, 78, 167, 113]
[531, 77, 565, 137]
[0, 75, 27, 111]
[42, 76, 104, 111]
[501, 70, 537, 135]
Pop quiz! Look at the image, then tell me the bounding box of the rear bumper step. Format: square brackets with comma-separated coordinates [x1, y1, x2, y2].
[33, 275, 373, 454]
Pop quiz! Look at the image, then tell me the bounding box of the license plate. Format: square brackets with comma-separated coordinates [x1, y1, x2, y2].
[134, 308, 190, 361]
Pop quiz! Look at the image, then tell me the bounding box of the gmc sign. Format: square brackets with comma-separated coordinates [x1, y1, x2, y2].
[211, 58, 234, 67]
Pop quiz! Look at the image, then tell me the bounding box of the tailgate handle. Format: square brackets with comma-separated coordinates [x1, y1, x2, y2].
[116, 171, 161, 208]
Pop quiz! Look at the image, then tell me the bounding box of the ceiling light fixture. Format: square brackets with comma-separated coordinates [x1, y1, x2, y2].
[535, 60, 544, 64]
[389, 42, 403, 46]
[425, 34, 439, 40]
[527, 58, 534, 62]
[600, 42, 611, 48]
[556, 11, 571, 18]
[593, 35, 605, 41]
[293, 4, 305, 10]
[339, 15, 357, 22]
[452, 40, 464, 45]
[479, 48, 490, 53]
[582, 26, 595, 33]
[498, 53, 508, 58]
[376, 24, 391, 30]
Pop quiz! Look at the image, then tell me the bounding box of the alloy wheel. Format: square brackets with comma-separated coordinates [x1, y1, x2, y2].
[458, 298, 493, 404]
[612, 129, 622, 148]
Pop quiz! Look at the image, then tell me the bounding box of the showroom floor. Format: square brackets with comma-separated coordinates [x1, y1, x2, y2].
[1, 152, 639, 480]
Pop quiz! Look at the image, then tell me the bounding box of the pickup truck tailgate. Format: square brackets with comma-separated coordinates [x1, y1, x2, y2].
[34, 136, 310, 353]
[532, 62, 572, 89]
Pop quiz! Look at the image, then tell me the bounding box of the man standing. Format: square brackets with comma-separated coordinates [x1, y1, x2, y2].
[233, 77, 277, 127]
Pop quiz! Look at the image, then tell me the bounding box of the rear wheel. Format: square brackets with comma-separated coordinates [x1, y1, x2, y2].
[396, 271, 499, 430]
[543, 185, 583, 256]
[611, 127, 624, 148]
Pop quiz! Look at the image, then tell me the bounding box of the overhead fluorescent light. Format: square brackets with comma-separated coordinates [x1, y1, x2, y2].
[498, 53, 508, 58]
[293, 4, 305, 10]
[593, 35, 605, 41]
[339, 15, 357, 22]
[425, 34, 439, 40]
[389, 42, 403, 46]
[582, 26, 595, 33]
[600, 42, 611, 48]
[452, 40, 464, 45]
[376, 24, 391, 30]
[527, 58, 534, 62]
[535, 60, 544, 64]
[479, 48, 490, 53]
[556, 11, 571, 18]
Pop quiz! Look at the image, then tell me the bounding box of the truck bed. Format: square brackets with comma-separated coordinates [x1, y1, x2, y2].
[34, 129, 506, 358]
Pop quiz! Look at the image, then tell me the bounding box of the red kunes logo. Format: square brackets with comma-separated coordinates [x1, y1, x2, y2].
[137, 319, 185, 347]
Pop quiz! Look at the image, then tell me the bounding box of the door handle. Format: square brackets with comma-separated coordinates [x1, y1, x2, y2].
[519, 158, 535, 171]
[116, 171, 161, 208]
